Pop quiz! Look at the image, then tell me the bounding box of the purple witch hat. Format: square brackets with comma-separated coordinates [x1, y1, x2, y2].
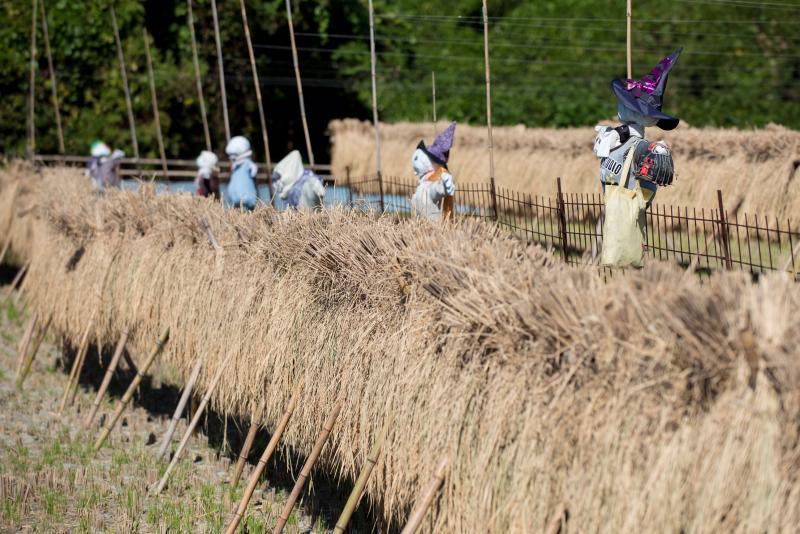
[418, 121, 456, 168]
[612, 48, 682, 130]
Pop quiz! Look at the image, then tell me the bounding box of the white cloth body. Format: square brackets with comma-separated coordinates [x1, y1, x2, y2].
[87, 149, 124, 192]
[294, 173, 325, 211]
[273, 150, 305, 200]
[412, 179, 448, 221]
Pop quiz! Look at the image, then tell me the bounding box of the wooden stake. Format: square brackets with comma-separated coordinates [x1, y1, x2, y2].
[285, 0, 314, 166]
[210, 0, 231, 142]
[82, 328, 131, 429]
[431, 70, 437, 137]
[110, 5, 139, 159]
[481, 0, 495, 185]
[143, 29, 169, 182]
[400, 456, 450, 534]
[58, 312, 96, 414]
[3, 261, 30, 302]
[93, 328, 170, 452]
[225, 379, 303, 534]
[16, 315, 51, 388]
[0, 238, 11, 267]
[155, 356, 203, 460]
[367, 0, 384, 214]
[273, 398, 343, 534]
[239, 0, 273, 193]
[230, 399, 265, 488]
[333, 416, 392, 533]
[626, 0, 633, 79]
[154, 352, 232, 494]
[39, 0, 64, 154]
[27, 0, 38, 161]
[187, 0, 212, 152]
[15, 312, 39, 380]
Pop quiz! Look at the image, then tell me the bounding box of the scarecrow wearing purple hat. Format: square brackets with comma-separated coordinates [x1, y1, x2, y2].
[593, 49, 681, 206]
[411, 121, 457, 221]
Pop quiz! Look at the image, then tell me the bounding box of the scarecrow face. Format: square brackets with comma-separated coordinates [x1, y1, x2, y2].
[411, 148, 434, 179]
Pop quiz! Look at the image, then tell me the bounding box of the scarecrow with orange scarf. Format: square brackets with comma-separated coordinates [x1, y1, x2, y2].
[411, 122, 457, 221]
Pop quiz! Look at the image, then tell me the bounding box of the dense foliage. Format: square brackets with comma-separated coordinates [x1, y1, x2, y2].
[1, 0, 798, 160]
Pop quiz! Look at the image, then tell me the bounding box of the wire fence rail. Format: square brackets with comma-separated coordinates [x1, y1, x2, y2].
[339, 171, 800, 279]
[33, 155, 800, 278]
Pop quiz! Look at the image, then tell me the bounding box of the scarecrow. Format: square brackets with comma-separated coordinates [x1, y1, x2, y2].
[411, 121, 457, 221]
[194, 150, 220, 199]
[225, 136, 258, 210]
[593, 49, 681, 204]
[86, 140, 125, 193]
[593, 49, 681, 267]
[272, 150, 325, 211]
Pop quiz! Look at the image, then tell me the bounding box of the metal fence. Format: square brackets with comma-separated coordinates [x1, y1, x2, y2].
[340, 172, 800, 278]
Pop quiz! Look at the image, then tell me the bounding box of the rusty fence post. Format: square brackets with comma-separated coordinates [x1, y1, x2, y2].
[377, 171, 385, 214]
[556, 177, 569, 263]
[345, 166, 353, 208]
[489, 177, 499, 221]
[717, 190, 733, 270]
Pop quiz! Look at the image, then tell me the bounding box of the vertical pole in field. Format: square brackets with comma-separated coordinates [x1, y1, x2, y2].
[188, 0, 212, 152]
[626, 0, 632, 79]
[40, 0, 64, 154]
[211, 0, 231, 142]
[367, 0, 384, 213]
[240, 0, 274, 196]
[481, 0, 498, 221]
[431, 70, 437, 137]
[286, 0, 315, 167]
[143, 29, 169, 182]
[27, 0, 38, 161]
[111, 5, 139, 159]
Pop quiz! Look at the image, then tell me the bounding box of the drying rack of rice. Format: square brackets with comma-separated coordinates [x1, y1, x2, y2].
[330, 119, 800, 221]
[1, 163, 799, 532]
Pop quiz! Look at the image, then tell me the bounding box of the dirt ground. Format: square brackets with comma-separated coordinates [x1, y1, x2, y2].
[0, 291, 332, 533]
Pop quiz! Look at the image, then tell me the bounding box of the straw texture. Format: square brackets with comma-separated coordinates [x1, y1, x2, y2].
[2, 166, 799, 532]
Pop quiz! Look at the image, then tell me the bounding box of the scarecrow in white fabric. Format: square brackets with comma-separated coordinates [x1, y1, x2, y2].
[86, 140, 125, 193]
[411, 121, 457, 221]
[225, 135, 258, 210]
[194, 150, 220, 199]
[272, 150, 325, 211]
[593, 49, 681, 205]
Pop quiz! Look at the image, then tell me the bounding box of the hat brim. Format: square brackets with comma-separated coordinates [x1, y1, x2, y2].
[417, 141, 448, 169]
[612, 80, 680, 131]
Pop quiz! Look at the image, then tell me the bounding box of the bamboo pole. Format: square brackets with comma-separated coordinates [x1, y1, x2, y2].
[82, 328, 131, 429]
[154, 352, 232, 494]
[273, 398, 343, 534]
[230, 399, 265, 488]
[3, 261, 30, 302]
[481, 0, 495, 185]
[431, 71, 437, 137]
[143, 29, 169, 182]
[187, 0, 212, 152]
[58, 312, 96, 414]
[225, 379, 303, 534]
[110, 5, 139, 159]
[333, 416, 392, 533]
[93, 328, 170, 452]
[239, 0, 273, 194]
[400, 456, 450, 534]
[285, 0, 314, 166]
[367, 0, 384, 213]
[27, 0, 38, 161]
[16, 315, 51, 388]
[210, 0, 231, 142]
[626, 0, 633, 79]
[39, 0, 64, 154]
[156, 357, 203, 460]
[14, 312, 39, 380]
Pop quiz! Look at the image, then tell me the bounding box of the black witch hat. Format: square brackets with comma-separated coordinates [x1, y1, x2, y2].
[612, 48, 682, 130]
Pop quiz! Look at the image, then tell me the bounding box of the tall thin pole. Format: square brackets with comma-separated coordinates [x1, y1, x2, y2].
[626, 0, 632, 79]
[481, 0, 496, 184]
[367, 0, 384, 212]
[240, 0, 274, 195]
[431, 71, 437, 137]
[285, 0, 315, 166]
[111, 5, 139, 159]
[188, 0, 212, 152]
[211, 0, 231, 142]
[40, 0, 64, 154]
[143, 29, 169, 181]
[27, 0, 38, 161]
